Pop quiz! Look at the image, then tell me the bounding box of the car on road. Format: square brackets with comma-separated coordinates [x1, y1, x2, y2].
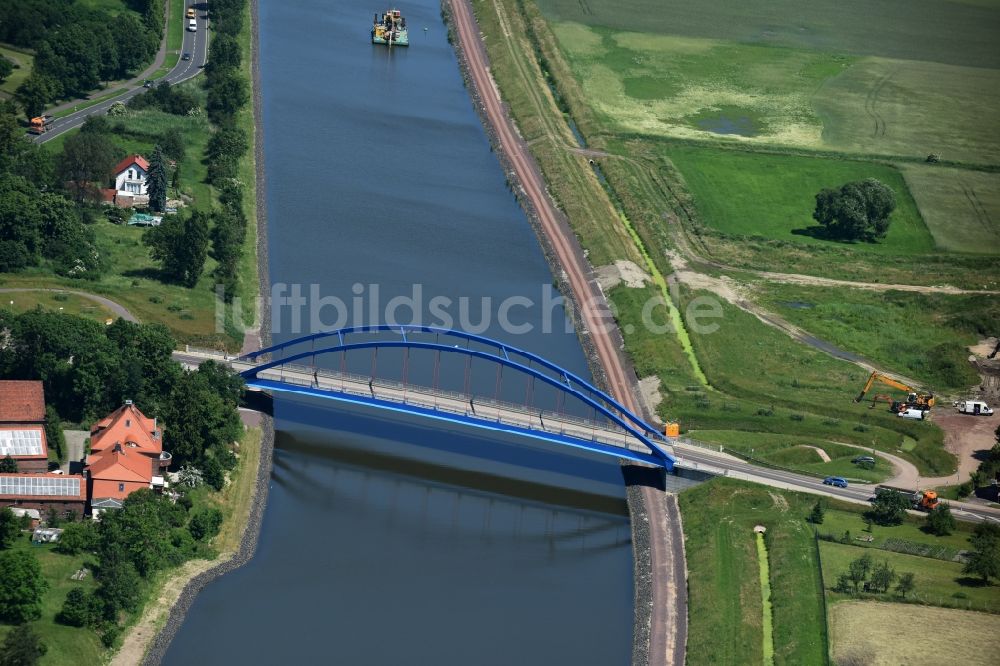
[187, 7, 196, 19]
[182, 52, 192, 61]
[823, 476, 848, 488]
[852, 455, 876, 465]
[188, 18, 197, 32]
[143, 80, 154, 88]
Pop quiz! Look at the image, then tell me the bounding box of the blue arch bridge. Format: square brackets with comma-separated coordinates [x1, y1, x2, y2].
[187, 326, 676, 470]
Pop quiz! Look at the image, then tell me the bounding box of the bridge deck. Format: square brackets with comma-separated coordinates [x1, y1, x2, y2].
[182, 349, 661, 459]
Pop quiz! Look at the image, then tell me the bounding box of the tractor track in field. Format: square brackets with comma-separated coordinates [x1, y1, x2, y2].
[864, 70, 894, 139]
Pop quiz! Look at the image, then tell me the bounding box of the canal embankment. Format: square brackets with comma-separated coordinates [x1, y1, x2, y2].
[138, 0, 276, 662]
[444, 1, 686, 663]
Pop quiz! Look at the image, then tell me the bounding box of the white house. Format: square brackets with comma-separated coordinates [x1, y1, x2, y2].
[112, 154, 150, 207]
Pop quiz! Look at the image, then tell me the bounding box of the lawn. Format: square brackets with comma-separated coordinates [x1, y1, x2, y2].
[688, 430, 894, 482]
[819, 540, 1000, 612]
[817, 505, 977, 560]
[900, 164, 1000, 255]
[665, 146, 935, 254]
[829, 601, 1000, 665]
[757, 284, 994, 393]
[168, 0, 185, 52]
[0, 44, 33, 98]
[0, 540, 104, 666]
[680, 479, 828, 666]
[0, 291, 117, 324]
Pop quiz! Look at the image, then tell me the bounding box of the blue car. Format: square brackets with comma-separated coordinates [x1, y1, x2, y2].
[823, 476, 848, 488]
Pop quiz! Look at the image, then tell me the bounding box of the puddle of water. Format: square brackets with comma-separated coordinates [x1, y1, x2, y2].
[779, 301, 815, 309]
[695, 115, 758, 137]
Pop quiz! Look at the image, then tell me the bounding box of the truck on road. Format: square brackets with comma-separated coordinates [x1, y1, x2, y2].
[27, 115, 54, 135]
[875, 485, 940, 511]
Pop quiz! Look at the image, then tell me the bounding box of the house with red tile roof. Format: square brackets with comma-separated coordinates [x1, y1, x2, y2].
[85, 401, 170, 515]
[0, 380, 50, 473]
[0, 472, 86, 516]
[111, 154, 151, 208]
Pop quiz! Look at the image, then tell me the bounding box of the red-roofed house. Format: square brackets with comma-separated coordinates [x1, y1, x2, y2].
[112, 154, 151, 207]
[85, 401, 170, 515]
[0, 472, 86, 516]
[0, 380, 49, 473]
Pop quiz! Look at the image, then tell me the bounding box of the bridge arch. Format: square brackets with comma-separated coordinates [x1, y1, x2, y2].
[239, 325, 674, 469]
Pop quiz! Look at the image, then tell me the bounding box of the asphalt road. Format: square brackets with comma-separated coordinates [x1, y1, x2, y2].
[35, 8, 210, 144]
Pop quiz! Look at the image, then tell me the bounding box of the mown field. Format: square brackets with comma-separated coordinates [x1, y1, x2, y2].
[680, 479, 828, 666]
[900, 165, 1000, 254]
[688, 430, 893, 482]
[0, 44, 33, 98]
[666, 146, 934, 253]
[0, 291, 117, 324]
[820, 540, 1000, 613]
[758, 285, 996, 393]
[0, 540, 104, 666]
[829, 601, 1000, 665]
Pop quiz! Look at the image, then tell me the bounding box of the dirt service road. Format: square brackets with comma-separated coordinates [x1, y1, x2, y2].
[448, 1, 687, 664]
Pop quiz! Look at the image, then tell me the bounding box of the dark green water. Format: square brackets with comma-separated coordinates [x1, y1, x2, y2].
[161, 0, 633, 663]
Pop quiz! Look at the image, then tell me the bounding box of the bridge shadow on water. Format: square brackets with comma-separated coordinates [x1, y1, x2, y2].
[272, 395, 636, 516]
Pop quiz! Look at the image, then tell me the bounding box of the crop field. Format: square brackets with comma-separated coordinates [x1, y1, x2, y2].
[819, 540, 1000, 612]
[899, 165, 1000, 254]
[548, 22, 1000, 164]
[687, 430, 893, 482]
[757, 285, 995, 392]
[829, 602, 1000, 665]
[680, 479, 828, 665]
[664, 146, 934, 253]
[535, 0, 1000, 69]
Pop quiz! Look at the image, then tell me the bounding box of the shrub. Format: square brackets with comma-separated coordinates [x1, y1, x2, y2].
[188, 507, 223, 542]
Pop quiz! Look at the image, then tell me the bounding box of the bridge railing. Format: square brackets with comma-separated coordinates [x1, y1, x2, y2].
[252, 361, 649, 452]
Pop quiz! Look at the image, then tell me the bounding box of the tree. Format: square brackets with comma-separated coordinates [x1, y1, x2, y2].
[44, 405, 65, 462]
[808, 500, 825, 524]
[94, 559, 142, 619]
[14, 73, 58, 119]
[962, 522, 1000, 583]
[0, 624, 47, 666]
[870, 560, 896, 593]
[55, 521, 97, 555]
[161, 127, 185, 161]
[847, 552, 873, 594]
[869, 489, 910, 526]
[895, 572, 916, 599]
[96, 489, 182, 578]
[57, 588, 94, 627]
[0, 455, 17, 473]
[0, 507, 20, 548]
[188, 507, 223, 541]
[206, 69, 248, 120]
[0, 550, 48, 623]
[925, 503, 956, 536]
[146, 144, 168, 212]
[207, 33, 241, 72]
[812, 178, 896, 242]
[58, 130, 124, 201]
[144, 210, 210, 286]
[0, 56, 13, 85]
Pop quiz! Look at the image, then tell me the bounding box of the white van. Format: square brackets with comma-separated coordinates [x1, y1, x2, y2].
[188, 18, 197, 32]
[957, 400, 994, 416]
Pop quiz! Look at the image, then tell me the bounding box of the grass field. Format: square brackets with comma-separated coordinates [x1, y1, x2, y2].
[829, 601, 1000, 665]
[0, 540, 104, 666]
[680, 479, 828, 665]
[819, 540, 1000, 612]
[536, 0, 1000, 69]
[688, 430, 894, 482]
[666, 146, 934, 253]
[0, 44, 33, 98]
[817, 505, 978, 559]
[0, 291, 117, 323]
[758, 285, 994, 392]
[900, 165, 1000, 254]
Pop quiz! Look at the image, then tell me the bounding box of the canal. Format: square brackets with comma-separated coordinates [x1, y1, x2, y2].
[162, 0, 633, 663]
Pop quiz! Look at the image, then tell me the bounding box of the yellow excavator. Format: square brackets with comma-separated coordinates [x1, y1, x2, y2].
[855, 371, 935, 413]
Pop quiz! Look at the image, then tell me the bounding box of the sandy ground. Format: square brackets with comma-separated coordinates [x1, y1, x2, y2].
[595, 259, 652, 291]
[921, 411, 998, 486]
[800, 445, 831, 463]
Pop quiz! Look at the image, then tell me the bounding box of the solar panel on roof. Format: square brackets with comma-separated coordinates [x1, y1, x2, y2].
[0, 476, 80, 497]
[0, 429, 44, 456]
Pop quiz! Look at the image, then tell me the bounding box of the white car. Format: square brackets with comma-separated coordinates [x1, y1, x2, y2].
[188, 18, 197, 32]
